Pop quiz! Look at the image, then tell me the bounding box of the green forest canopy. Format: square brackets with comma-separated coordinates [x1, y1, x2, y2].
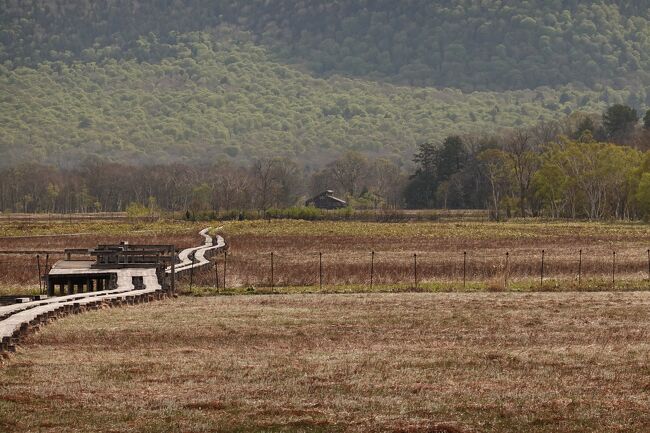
[2, 0, 650, 91]
[0, 29, 627, 168]
[1, 1, 650, 167]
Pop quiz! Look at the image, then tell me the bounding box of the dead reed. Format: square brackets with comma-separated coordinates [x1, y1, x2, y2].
[2, 292, 650, 432]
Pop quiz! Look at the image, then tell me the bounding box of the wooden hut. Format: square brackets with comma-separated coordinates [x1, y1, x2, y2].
[305, 190, 347, 210]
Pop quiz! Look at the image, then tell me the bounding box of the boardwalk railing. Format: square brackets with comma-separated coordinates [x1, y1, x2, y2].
[0, 228, 225, 357]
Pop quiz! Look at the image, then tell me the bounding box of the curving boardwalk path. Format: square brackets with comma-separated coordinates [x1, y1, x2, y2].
[0, 228, 225, 356]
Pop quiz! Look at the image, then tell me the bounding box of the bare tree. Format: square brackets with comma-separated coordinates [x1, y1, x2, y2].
[504, 129, 540, 217]
[327, 151, 369, 197]
[478, 149, 513, 221]
[250, 158, 302, 210]
[370, 158, 406, 208]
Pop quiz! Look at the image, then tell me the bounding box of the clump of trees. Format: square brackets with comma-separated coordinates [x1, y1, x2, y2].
[0, 153, 405, 215]
[406, 105, 650, 220]
[2, 105, 650, 221]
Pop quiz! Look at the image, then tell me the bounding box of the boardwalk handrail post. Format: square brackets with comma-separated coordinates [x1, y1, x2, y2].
[171, 246, 176, 293]
[44, 253, 51, 295]
[36, 254, 42, 293]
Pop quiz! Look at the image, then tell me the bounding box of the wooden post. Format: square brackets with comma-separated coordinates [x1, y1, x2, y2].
[504, 252, 509, 289]
[463, 251, 467, 289]
[223, 251, 227, 290]
[189, 254, 194, 291]
[36, 254, 42, 293]
[171, 246, 176, 293]
[370, 251, 375, 291]
[578, 249, 582, 288]
[270, 252, 274, 290]
[413, 253, 417, 289]
[319, 252, 322, 291]
[67, 279, 74, 295]
[214, 257, 219, 290]
[612, 251, 616, 290]
[539, 250, 544, 288]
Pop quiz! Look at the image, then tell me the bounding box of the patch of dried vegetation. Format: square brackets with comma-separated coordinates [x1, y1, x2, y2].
[1, 292, 650, 432]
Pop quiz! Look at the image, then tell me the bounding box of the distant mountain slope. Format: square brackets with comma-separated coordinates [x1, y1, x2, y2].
[0, 30, 615, 168]
[1, 2, 649, 167]
[1, 0, 650, 91]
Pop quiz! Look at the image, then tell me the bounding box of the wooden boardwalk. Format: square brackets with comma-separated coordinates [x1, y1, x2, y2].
[0, 228, 225, 357]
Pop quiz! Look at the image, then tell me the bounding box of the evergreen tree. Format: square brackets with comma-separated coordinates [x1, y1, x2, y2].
[603, 104, 638, 139]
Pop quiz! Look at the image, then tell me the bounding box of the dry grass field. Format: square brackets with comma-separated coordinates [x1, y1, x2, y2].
[2, 217, 650, 295]
[214, 220, 650, 293]
[2, 292, 650, 432]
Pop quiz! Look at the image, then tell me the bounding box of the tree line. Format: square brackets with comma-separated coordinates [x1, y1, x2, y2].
[406, 105, 650, 219]
[2, 106, 649, 221]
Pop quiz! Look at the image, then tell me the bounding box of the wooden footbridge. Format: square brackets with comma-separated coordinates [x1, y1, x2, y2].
[0, 228, 225, 356]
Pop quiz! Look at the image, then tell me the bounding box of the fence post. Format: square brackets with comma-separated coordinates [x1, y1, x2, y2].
[370, 251, 375, 291]
[44, 253, 50, 294]
[463, 251, 467, 289]
[647, 249, 649, 281]
[578, 249, 582, 288]
[223, 250, 227, 290]
[612, 251, 616, 289]
[270, 252, 274, 290]
[171, 246, 176, 293]
[319, 252, 322, 290]
[539, 250, 544, 288]
[189, 254, 194, 291]
[36, 254, 42, 293]
[214, 256, 219, 290]
[504, 252, 509, 289]
[413, 253, 418, 289]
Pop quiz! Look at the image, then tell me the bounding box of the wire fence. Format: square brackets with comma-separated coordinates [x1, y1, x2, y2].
[182, 248, 650, 291]
[2, 248, 650, 293]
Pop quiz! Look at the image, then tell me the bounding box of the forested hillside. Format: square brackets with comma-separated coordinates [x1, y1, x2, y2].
[2, 0, 650, 91]
[1, 1, 649, 167]
[1, 29, 621, 168]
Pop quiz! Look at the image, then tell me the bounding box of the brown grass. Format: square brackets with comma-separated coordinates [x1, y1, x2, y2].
[1, 292, 650, 432]
[3, 218, 650, 294]
[220, 221, 650, 290]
